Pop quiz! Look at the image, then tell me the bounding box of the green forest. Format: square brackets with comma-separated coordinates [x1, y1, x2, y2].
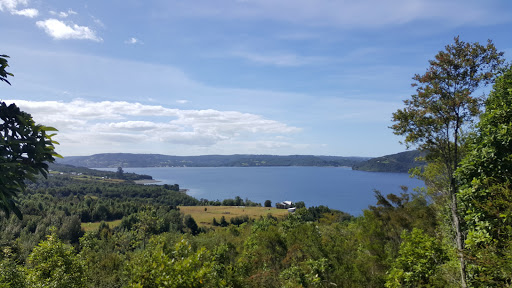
[2, 38, 512, 287]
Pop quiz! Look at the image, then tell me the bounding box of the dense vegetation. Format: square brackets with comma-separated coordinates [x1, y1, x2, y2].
[0, 168, 437, 288]
[58, 153, 369, 168]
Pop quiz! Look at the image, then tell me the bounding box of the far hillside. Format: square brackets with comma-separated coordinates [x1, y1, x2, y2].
[57, 152, 423, 173]
[57, 153, 369, 168]
[351, 150, 425, 173]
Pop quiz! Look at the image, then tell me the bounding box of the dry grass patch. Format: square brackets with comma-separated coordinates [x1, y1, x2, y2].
[179, 206, 289, 227]
[81, 219, 122, 232]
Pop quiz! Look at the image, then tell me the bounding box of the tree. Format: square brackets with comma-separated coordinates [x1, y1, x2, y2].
[294, 201, 305, 209]
[126, 238, 221, 287]
[116, 166, 124, 179]
[264, 200, 272, 207]
[391, 37, 505, 287]
[456, 66, 512, 286]
[219, 216, 228, 227]
[26, 232, 85, 288]
[0, 250, 27, 287]
[1, 54, 60, 219]
[184, 214, 199, 235]
[386, 228, 447, 287]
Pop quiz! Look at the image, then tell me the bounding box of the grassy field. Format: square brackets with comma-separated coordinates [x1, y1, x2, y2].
[81, 219, 122, 232]
[179, 206, 290, 227]
[81, 206, 290, 231]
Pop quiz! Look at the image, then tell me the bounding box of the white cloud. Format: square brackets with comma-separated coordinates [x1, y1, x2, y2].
[0, 0, 27, 11]
[125, 37, 142, 44]
[176, 100, 188, 104]
[36, 18, 102, 41]
[4, 99, 301, 155]
[49, 9, 77, 18]
[11, 7, 37, 17]
[0, 0, 38, 18]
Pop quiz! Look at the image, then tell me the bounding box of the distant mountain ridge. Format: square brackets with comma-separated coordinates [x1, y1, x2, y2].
[57, 153, 370, 168]
[351, 150, 425, 173]
[57, 151, 425, 173]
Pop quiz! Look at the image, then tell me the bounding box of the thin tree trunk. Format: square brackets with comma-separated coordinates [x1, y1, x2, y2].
[450, 177, 467, 288]
[452, 118, 468, 288]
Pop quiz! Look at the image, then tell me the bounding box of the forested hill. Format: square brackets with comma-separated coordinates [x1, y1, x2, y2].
[57, 153, 369, 168]
[351, 150, 425, 173]
[48, 163, 153, 180]
[57, 152, 424, 172]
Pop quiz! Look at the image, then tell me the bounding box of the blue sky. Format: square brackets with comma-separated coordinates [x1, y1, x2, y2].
[1, 0, 511, 157]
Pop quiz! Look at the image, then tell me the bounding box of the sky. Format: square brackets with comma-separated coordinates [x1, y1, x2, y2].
[1, 0, 511, 157]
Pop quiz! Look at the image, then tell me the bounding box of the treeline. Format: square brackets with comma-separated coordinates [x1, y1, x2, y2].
[197, 196, 262, 207]
[49, 163, 153, 181]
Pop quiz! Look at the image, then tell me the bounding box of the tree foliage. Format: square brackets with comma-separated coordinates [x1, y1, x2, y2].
[1, 102, 61, 219]
[126, 238, 221, 288]
[386, 228, 447, 287]
[0, 54, 13, 85]
[26, 231, 85, 288]
[457, 66, 512, 286]
[1, 54, 61, 219]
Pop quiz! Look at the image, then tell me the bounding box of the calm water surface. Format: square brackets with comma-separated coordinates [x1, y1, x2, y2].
[103, 167, 423, 216]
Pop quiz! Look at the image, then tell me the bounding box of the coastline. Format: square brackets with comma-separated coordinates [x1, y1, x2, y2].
[134, 179, 161, 184]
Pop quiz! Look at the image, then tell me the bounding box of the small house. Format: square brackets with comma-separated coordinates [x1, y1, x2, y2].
[276, 201, 293, 209]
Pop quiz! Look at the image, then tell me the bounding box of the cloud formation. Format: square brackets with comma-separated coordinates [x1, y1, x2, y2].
[49, 9, 77, 18]
[36, 19, 102, 41]
[0, 0, 27, 11]
[0, 0, 38, 18]
[11, 7, 37, 17]
[5, 99, 301, 155]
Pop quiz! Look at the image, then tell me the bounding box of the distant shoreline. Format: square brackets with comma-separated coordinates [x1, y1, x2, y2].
[134, 179, 161, 184]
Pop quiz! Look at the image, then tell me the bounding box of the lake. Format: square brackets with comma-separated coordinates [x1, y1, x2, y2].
[101, 166, 424, 216]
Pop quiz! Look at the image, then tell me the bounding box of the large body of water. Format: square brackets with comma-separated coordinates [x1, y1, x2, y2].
[102, 167, 424, 216]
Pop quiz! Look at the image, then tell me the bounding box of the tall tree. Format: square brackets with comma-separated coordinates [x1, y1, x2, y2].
[391, 37, 505, 287]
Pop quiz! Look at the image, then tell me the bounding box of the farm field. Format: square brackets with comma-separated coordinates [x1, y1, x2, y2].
[179, 206, 290, 227]
[82, 219, 123, 232]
